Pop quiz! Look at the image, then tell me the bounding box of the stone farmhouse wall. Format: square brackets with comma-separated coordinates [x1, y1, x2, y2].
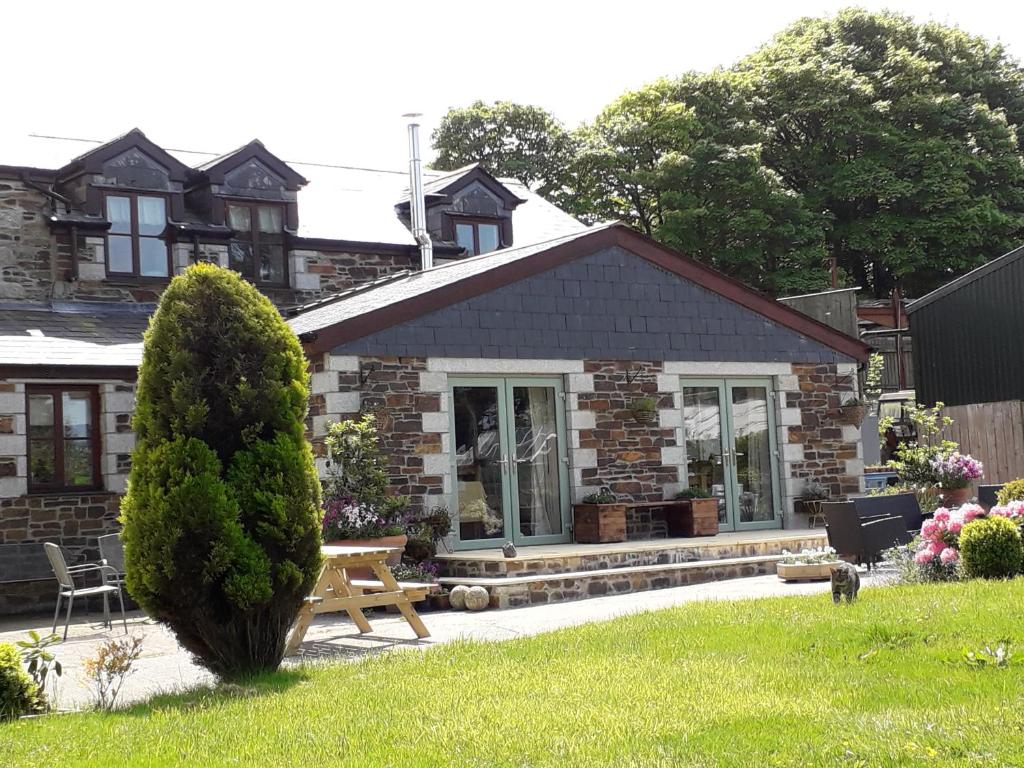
[0, 182, 415, 306]
[309, 354, 864, 542]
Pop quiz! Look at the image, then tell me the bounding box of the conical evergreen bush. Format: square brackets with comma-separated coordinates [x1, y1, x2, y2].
[121, 263, 322, 677]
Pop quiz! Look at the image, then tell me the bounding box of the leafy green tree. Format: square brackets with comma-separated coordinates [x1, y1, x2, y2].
[121, 264, 322, 677]
[431, 101, 578, 201]
[653, 73, 830, 294]
[736, 8, 1024, 297]
[571, 80, 695, 234]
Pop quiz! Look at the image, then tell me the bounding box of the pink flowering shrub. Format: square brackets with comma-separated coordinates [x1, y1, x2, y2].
[910, 504, 985, 580]
[929, 452, 984, 489]
[990, 500, 1024, 530]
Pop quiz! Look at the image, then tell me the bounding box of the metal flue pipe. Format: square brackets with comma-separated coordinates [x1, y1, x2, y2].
[403, 114, 433, 270]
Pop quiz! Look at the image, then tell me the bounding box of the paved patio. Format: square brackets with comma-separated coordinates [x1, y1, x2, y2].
[0, 570, 883, 710]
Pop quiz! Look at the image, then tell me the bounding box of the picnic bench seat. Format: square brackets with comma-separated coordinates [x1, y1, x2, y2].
[348, 579, 440, 602]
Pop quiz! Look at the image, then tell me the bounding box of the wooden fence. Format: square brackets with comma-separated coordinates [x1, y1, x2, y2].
[942, 400, 1024, 484]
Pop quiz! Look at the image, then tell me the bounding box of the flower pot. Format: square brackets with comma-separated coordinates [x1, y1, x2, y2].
[325, 534, 407, 578]
[835, 403, 867, 425]
[777, 561, 840, 582]
[941, 486, 972, 507]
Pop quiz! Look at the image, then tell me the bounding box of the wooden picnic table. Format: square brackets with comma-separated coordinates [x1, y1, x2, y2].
[284, 545, 432, 655]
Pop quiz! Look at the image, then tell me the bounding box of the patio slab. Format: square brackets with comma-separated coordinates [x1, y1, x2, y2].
[0, 569, 881, 711]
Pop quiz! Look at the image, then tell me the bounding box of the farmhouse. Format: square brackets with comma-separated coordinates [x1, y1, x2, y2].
[0, 130, 868, 612]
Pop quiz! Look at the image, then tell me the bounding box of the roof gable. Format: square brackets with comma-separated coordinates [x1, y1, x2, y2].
[400, 164, 527, 210]
[195, 139, 308, 189]
[57, 128, 191, 183]
[908, 244, 1024, 314]
[290, 223, 870, 361]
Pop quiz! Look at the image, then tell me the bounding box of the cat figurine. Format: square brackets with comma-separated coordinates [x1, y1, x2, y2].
[831, 561, 860, 603]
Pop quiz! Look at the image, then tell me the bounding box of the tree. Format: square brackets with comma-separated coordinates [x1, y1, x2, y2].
[654, 73, 831, 294]
[736, 8, 1024, 297]
[571, 80, 696, 234]
[431, 101, 578, 201]
[574, 74, 830, 293]
[121, 264, 322, 677]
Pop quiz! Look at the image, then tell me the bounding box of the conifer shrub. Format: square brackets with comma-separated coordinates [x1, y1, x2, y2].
[121, 264, 322, 677]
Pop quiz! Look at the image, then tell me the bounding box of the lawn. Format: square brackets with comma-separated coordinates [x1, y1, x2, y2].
[4, 580, 1024, 767]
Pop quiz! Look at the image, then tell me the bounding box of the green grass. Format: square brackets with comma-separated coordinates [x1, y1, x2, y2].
[5, 581, 1024, 767]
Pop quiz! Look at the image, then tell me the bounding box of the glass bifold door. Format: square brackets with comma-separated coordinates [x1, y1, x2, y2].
[450, 378, 571, 549]
[681, 379, 781, 531]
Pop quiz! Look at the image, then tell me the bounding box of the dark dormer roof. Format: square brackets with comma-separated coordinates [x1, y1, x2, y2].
[193, 139, 308, 189]
[397, 164, 527, 210]
[55, 128, 191, 183]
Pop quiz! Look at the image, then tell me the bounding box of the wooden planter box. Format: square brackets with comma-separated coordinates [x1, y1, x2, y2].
[664, 498, 720, 537]
[572, 503, 627, 543]
[777, 561, 840, 582]
[684, 498, 719, 537]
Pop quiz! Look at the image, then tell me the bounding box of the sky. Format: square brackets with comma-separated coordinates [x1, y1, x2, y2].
[4, 0, 1024, 171]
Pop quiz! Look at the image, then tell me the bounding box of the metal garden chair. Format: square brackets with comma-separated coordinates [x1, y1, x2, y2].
[97, 533, 127, 589]
[44, 542, 127, 641]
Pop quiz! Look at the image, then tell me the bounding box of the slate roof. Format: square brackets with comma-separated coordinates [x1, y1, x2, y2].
[287, 225, 609, 336]
[0, 134, 588, 249]
[0, 302, 149, 368]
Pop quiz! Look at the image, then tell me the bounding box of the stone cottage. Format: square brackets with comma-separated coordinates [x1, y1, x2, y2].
[0, 129, 868, 613]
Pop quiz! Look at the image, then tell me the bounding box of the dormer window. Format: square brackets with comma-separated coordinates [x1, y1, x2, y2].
[454, 218, 501, 257]
[104, 193, 170, 277]
[227, 202, 287, 286]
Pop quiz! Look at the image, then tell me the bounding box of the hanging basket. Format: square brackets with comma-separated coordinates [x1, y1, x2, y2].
[631, 407, 658, 425]
[836, 403, 868, 426]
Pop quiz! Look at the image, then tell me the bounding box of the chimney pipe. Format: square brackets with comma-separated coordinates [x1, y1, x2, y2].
[403, 114, 433, 270]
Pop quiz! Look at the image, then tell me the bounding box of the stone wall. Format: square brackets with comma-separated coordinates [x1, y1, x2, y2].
[572, 360, 680, 503]
[783, 362, 863, 501]
[311, 354, 448, 514]
[0, 492, 122, 614]
[0, 182, 415, 308]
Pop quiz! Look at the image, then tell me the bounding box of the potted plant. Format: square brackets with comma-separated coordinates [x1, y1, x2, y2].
[776, 547, 841, 582]
[931, 452, 984, 507]
[322, 415, 410, 573]
[629, 397, 658, 425]
[672, 488, 719, 536]
[572, 487, 627, 543]
[797, 480, 830, 526]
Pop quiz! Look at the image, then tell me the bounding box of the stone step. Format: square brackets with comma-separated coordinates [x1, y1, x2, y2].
[438, 553, 786, 609]
[436, 531, 827, 579]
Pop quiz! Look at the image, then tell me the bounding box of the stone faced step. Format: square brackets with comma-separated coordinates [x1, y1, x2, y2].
[438, 553, 784, 609]
[437, 532, 827, 578]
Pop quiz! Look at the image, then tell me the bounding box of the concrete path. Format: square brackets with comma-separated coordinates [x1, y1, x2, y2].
[0, 570, 883, 710]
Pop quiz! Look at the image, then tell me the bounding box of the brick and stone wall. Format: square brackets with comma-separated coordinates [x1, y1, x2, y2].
[569, 360, 681, 539]
[0, 181, 415, 308]
[782, 362, 864, 501]
[310, 354, 448, 514]
[0, 492, 121, 614]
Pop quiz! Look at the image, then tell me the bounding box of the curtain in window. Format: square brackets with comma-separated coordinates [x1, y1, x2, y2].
[137, 197, 166, 236]
[227, 205, 251, 233]
[257, 206, 283, 233]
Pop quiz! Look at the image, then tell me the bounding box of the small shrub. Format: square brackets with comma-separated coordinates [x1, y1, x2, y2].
[0, 643, 42, 720]
[675, 487, 712, 500]
[959, 516, 1023, 579]
[15, 631, 62, 708]
[82, 636, 144, 711]
[582, 487, 617, 504]
[996, 478, 1024, 506]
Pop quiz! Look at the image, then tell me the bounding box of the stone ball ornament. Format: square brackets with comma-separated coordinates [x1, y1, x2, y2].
[449, 584, 470, 610]
[464, 586, 490, 611]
